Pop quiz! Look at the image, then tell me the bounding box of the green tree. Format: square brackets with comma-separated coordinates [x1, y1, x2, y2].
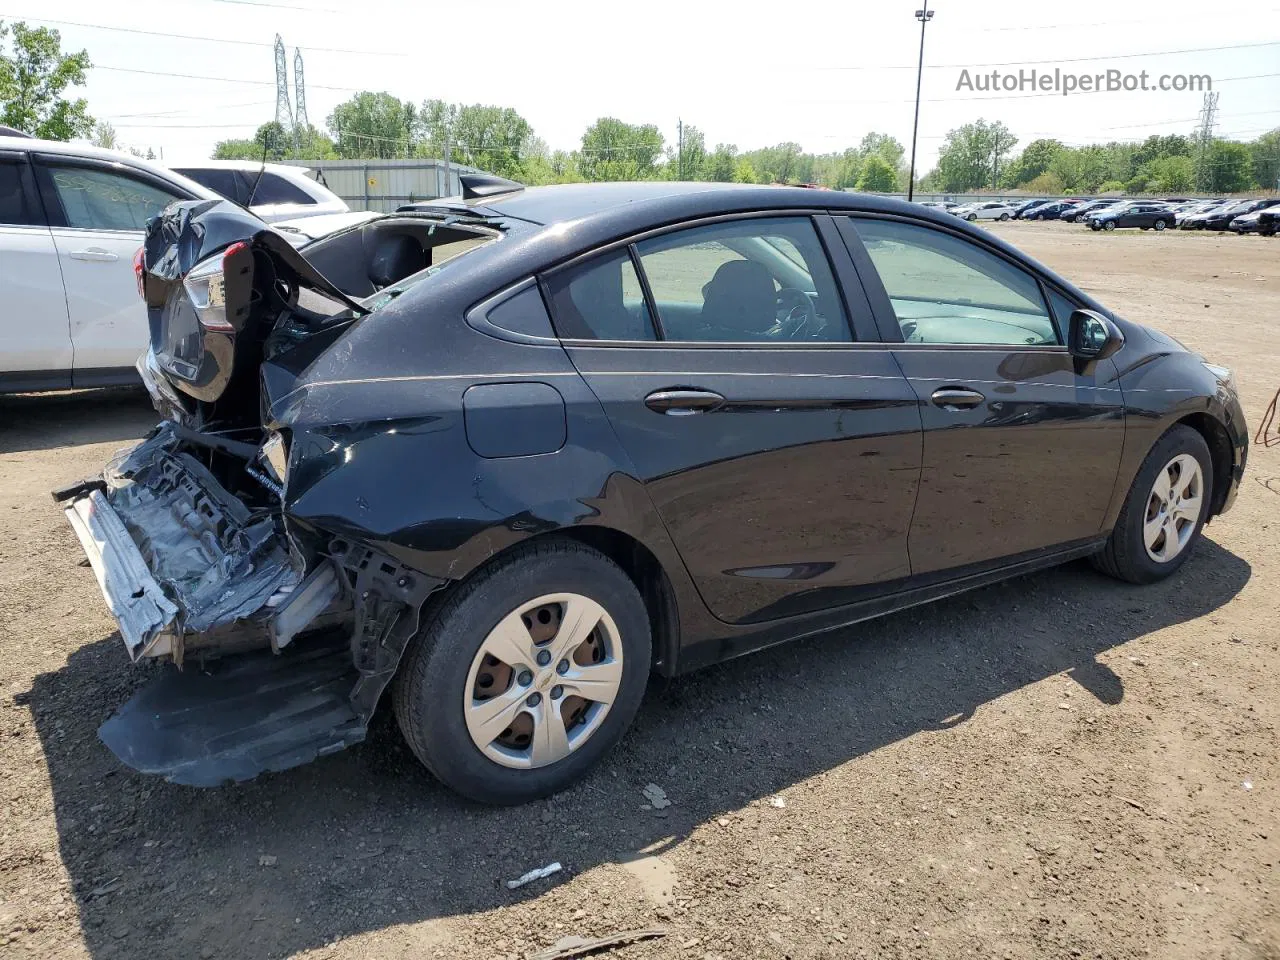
[1000, 138, 1064, 187]
[704, 143, 738, 182]
[417, 100, 532, 180]
[933, 120, 1017, 191]
[578, 117, 664, 181]
[90, 119, 117, 150]
[742, 142, 806, 183]
[328, 92, 417, 159]
[859, 132, 905, 169]
[833, 148, 863, 189]
[670, 123, 707, 180]
[1023, 171, 1065, 195]
[1249, 128, 1280, 191]
[1207, 140, 1254, 193]
[1133, 154, 1194, 193]
[212, 137, 262, 160]
[0, 20, 92, 139]
[732, 157, 759, 183]
[856, 154, 898, 192]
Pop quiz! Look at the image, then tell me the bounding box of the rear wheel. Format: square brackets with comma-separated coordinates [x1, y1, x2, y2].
[1091, 425, 1212, 584]
[966, 213, 978, 221]
[998, 212, 1010, 221]
[393, 539, 651, 804]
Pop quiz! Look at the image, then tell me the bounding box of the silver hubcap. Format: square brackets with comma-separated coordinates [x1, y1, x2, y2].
[464, 593, 623, 770]
[1143, 453, 1204, 563]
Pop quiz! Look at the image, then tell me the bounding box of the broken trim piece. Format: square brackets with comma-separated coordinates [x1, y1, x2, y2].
[63, 491, 179, 660]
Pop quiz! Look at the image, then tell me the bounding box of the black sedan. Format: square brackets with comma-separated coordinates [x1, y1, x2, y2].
[1258, 208, 1280, 236]
[1198, 199, 1272, 231]
[55, 179, 1248, 803]
[1020, 199, 1079, 220]
[1087, 201, 1175, 231]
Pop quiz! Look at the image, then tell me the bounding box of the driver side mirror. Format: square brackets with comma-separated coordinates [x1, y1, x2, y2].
[1067, 308, 1124, 371]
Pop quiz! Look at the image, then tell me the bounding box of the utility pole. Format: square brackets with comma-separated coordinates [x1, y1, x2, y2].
[907, 0, 934, 201]
[677, 118, 684, 181]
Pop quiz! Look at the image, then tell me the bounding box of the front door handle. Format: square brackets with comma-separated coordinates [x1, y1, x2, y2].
[69, 247, 119, 262]
[930, 387, 986, 411]
[644, 388, 726, 416]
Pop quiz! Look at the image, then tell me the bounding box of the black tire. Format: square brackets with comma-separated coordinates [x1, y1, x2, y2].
[1154, 219, 1167, 231]
[1090, 424, 1213, 584]
[1103, 220, 1117, 231]
[1092, 222, 1101, 231]
[999, 212, 1010, 221]
[392, 539, 652, 804]
[1034, 213, 1044, 221]
[966, 213, 978, 221]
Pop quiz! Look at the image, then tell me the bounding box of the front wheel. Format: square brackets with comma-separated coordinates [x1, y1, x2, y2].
[1104, 220, 1117, 231]
[1091, 425, 1212, 584]
[393, 539, 652, 804]
[1092, 222, 1102, 231]
[1153, 219, 1167, 231]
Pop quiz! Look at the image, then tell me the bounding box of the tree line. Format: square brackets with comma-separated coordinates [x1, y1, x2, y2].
[210, 91, 909, 191]
[925, 119, 1280, 195]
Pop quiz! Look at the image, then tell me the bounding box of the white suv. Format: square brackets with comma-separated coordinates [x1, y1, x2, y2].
[0, 136, 218, 393]
[171, 160, 349, 223]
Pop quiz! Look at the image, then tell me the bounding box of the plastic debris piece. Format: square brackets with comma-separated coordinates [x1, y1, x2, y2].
[642, 783, 671, 809]
[768, 795, 787, 809]
[506, 861, 562, 890]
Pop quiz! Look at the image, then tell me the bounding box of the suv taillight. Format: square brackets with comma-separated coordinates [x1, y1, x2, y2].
[133, 246, 145, 299]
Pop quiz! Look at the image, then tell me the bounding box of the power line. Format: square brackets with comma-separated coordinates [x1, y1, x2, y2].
[93, 64, 362, 92]
[0, 14, 410, 56]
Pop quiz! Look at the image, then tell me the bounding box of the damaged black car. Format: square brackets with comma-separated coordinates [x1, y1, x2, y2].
[56, 177, 1247, 804]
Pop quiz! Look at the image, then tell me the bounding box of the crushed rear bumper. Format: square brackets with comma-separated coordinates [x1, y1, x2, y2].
[54, 423, 307, 664]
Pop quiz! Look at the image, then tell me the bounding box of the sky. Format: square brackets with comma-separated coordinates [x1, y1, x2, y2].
[7, 0, 1279, 170]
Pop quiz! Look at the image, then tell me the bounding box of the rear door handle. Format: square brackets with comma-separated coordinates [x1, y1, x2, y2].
[930, 387, 986, 411]
[644, 388, 726, 416]
[69, 248, 119, 262]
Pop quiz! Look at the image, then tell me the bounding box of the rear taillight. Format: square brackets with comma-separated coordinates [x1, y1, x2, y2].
[133, 247, 145, 299]
[181, 242, 248, 333]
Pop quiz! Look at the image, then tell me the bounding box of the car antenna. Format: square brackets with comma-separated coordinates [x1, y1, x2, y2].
[246, 143, 269, 208]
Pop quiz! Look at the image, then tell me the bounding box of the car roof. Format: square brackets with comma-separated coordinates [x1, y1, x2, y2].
[0, 135, 218, 199]
[469, 181, 939, 228]
[172, 159, 314, 177]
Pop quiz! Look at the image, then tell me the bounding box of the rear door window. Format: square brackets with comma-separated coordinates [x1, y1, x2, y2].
[175, 167, 248, 204]
[45, 163, 182, 231]
[250, 172, 315, 205]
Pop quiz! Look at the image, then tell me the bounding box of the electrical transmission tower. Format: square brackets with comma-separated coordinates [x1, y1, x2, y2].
[293, 49, 308, 135]
[274, 34, 294, 148]
[1193, 91, 1219, 192]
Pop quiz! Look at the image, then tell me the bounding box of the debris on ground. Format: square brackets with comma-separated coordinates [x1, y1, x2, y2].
[506, 862, 563, 890]
[767, 795, 787, 809]
[642, 783, 671, 809]
[258, 855, 278, 867]
[525, 927, 667, 960]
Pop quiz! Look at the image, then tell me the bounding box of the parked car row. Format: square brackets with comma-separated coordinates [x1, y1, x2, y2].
[915, 195, 1280, 235]
[0, 135, 370, 393]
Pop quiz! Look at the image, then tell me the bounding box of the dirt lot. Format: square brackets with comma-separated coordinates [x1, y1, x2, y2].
[1, 221, 1278, 960]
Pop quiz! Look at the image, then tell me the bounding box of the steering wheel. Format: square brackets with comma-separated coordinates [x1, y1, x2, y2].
[769, 287, 819, 340]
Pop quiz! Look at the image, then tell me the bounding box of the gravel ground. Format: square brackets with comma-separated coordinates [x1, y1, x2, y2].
[1, 221, 1277, 960]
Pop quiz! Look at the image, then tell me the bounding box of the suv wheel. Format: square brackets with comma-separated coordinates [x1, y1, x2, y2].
[393, 539, 651, 804]
[1153, 219, 1167, 230]
[1091, 425, 1212, 584]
